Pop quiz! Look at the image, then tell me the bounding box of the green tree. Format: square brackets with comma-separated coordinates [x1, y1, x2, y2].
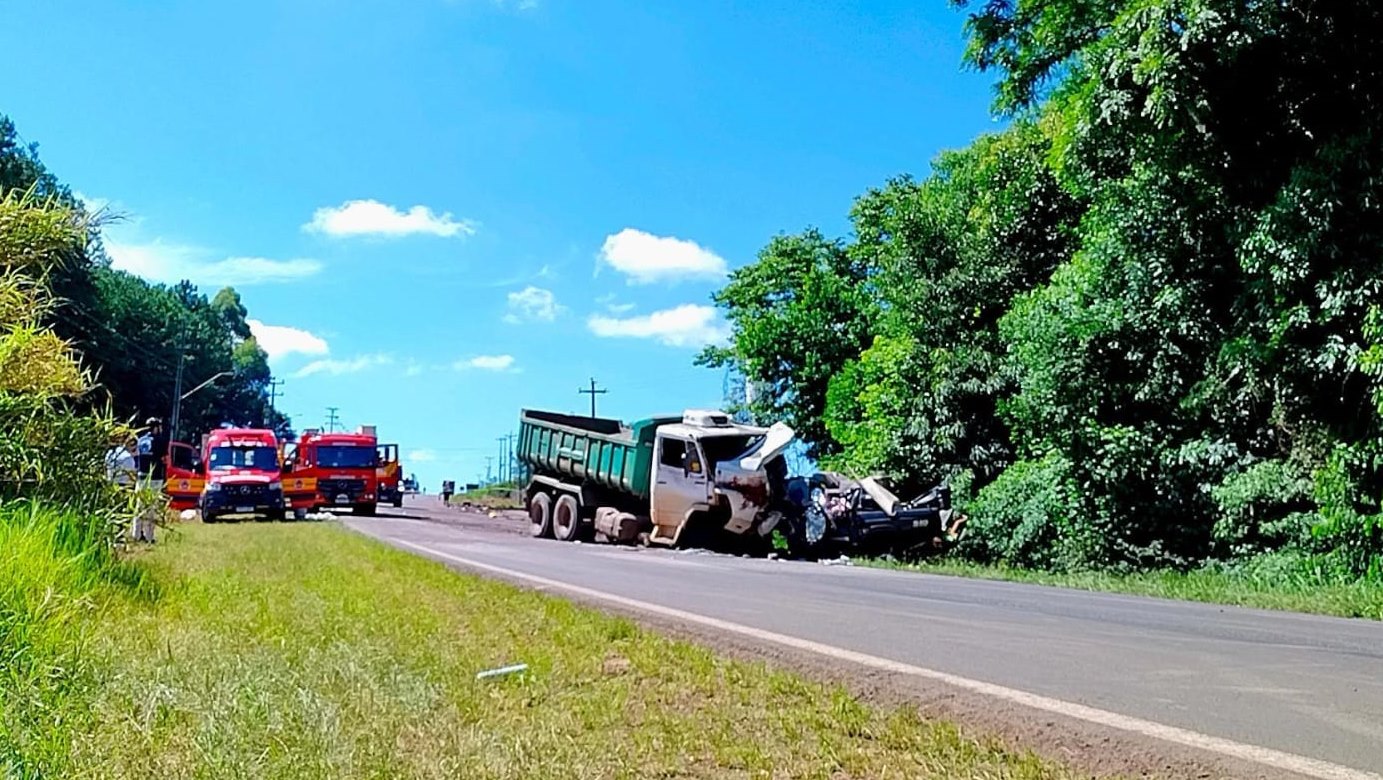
[697, 230, 877, 457]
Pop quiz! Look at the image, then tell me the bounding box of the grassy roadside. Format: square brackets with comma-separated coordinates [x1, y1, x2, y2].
[11, 519, 1074, 779]
[866, 557, 1383, 621]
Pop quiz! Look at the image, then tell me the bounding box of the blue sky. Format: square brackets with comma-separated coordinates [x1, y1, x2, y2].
[1, 1, 996, 489]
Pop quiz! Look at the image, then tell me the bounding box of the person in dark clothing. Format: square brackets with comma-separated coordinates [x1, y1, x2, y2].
[138, 418, 170, 481]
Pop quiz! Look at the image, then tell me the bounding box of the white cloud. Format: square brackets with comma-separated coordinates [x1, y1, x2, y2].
[454, 354, 517, 372]
[404, 360, 426, 377]
[598, 228, 728, 284]
[106, 239, 322, 286]
[504, 286, 564, 324]
[304, 199, 476, 239]
[407, 449, 438, 463]
[294, 354, 393, 378]
[587, 304, 730, 348]
[73, 190, 112, 214]
[247, 320, 329, 361]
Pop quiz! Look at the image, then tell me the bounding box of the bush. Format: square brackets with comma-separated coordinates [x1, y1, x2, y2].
[959, 452, 1095, 570]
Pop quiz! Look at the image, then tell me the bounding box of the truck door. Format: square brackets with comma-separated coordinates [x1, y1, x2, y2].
[163, 442, 205, 510]
[650, 434, 707, 543]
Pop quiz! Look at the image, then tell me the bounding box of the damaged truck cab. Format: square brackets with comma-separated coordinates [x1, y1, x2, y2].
[519, 409, 794, 547]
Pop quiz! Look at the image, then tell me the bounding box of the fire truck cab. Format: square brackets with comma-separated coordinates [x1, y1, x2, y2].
[286, 428, 380, 515]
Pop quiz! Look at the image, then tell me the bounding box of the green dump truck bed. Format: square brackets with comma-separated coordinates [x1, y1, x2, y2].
[517, 409, 679, 500]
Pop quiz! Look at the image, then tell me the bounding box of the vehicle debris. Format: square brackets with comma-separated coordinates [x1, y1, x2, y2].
[475, 663, 528, 680]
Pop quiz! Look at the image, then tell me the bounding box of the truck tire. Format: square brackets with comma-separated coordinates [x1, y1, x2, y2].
[266, 509, 285, 522]
[203, 511, 218, 524]
[553, 494, 581, 542]
[528, 492, 553, 538]
[393, 495, 403, 508]
[353, 503, 377, 517]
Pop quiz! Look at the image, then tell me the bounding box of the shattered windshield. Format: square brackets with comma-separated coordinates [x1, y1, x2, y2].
[699, 435, 762, 468]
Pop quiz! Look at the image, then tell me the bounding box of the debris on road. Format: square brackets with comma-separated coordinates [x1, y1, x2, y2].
[475, 663, 528, 680]
[820, 555, 853, 567]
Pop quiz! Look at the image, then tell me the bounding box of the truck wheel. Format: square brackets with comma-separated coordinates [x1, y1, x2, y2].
[353, 503, 377, 517]
[393, 495, 403, 508]
[203, 511, 218, 524]
[553, 494, 581, 542]
[528, 492, 553, 538]
[266, 509, 285, 522]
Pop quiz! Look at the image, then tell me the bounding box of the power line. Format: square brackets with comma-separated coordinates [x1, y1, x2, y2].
[578, 377, 607, 418]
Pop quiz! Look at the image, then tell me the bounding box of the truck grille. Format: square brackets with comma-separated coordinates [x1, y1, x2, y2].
[319, 478, 365, 498]
[224, 483, 271, 498]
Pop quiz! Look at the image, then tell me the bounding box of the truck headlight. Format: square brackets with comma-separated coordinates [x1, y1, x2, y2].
[205, 482, 222, 492]
[269, 481, 282, 491]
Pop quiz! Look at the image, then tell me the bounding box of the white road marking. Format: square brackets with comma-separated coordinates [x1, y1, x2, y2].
[373, 529, 1380, 780]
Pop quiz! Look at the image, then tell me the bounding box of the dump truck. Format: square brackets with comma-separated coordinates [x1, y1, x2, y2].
[518, 407, 958, 556]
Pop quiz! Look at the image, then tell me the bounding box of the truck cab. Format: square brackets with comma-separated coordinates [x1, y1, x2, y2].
[287, 429, 380, 515]
[645, 411, 794, 545]
[200, 428, 286, 522]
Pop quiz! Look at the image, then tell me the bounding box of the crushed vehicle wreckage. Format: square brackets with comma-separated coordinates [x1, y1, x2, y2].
[516, 407, 963, 558]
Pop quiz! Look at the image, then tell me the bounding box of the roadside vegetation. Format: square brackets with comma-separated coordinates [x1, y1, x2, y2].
[706, 2, 1383, 600]
[14, 520, 1071, 779]
[0, 119, 296, 775]
[450, 483, 523, 511]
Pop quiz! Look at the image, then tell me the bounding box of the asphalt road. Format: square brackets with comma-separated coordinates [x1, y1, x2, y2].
[346, 500, 1383, 778]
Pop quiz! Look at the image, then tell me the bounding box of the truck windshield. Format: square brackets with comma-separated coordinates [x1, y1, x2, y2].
[208, 445, 278, 471]
[700, 435, 762, 468]
[316, 446, 377, 468]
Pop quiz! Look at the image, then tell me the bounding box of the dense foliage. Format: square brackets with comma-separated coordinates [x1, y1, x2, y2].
[706, 1, 1383, 578]
[0, 115, 290, 442]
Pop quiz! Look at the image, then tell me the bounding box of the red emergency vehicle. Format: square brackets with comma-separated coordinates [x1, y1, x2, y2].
[163, 441, 205, 511]
[285, 428, 380, 515]
[199, 428, 287, 522]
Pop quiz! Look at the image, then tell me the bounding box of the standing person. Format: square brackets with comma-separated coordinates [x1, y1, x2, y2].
[132, 417, 167, 543]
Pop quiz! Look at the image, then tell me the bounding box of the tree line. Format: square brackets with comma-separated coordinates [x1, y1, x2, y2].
[703, 1, 1383, 579]
[1, 114, 291, 447]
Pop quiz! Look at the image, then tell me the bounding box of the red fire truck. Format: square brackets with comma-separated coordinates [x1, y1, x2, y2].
[284, 428, 380, 515]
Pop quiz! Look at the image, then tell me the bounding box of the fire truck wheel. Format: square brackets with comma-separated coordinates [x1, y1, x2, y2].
[393, 495, 404, 508]
[353, 503, 377, 517]
[266, 509, 285, 522]
[553, 494, 581, 542]
[529, 492, 553, 538]
[203, 512, 218, 524]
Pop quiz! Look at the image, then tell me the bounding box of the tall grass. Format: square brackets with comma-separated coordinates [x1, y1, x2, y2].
[0, 500, 152, 776]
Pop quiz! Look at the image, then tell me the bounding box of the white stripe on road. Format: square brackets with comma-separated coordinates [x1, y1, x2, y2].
[379, 532, 1380, 780]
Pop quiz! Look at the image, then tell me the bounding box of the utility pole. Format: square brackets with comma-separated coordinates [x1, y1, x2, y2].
[168, 352, 187, 441]
[505, 432, 518, 485]
[496, 436, 508, 483]
[484, 456, 494, 484]
[578, 377, 607, 418]
[325, 406, 341, 433]
[268, 378, 285, 413]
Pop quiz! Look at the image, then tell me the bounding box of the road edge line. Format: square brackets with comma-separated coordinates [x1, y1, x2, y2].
[378, 531, 1380, 780]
